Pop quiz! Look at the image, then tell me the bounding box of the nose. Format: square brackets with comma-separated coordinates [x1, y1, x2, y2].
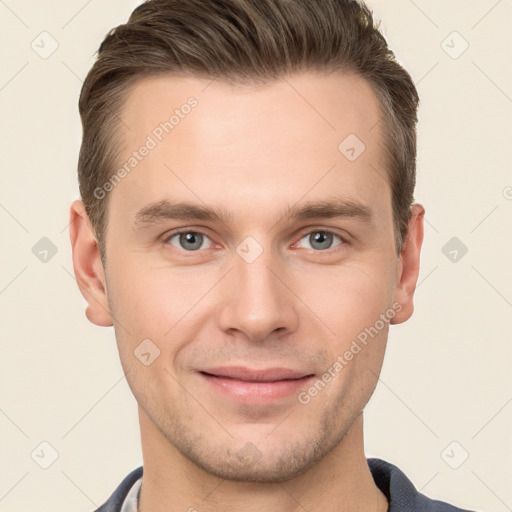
[215, 247, 299, 343]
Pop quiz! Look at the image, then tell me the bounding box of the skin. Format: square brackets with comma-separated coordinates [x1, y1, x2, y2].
[70, 71, 424, 512]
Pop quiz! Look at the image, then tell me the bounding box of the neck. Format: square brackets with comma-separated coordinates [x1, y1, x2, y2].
[137, 410, 388, 512]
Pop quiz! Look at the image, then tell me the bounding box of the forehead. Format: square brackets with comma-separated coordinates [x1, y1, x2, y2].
[110, 71, 390, 228]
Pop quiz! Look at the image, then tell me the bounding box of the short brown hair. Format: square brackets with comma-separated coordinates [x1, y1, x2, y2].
[78, 0, 419, 263]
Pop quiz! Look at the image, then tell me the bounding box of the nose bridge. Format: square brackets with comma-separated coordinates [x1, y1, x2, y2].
[216, 241, 298, 341]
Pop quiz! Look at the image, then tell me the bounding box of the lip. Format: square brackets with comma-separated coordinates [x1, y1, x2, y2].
[197, 366, 315, 404]
[198, 366, 312, 382]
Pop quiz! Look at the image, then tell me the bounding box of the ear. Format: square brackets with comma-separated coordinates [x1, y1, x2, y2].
[69, 199, 113, 327]
[390, 203, 425, 325]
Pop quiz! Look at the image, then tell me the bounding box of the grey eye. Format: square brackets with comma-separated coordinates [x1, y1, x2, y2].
[169, 232, 211, 251]
[299, 231, 342, 251]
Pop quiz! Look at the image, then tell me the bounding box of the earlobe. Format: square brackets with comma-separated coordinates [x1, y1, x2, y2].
[390, 203, 425, 325]
[69, 199, 113, 327]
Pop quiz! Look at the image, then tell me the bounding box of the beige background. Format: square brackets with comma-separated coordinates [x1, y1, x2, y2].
[1, 0, 511, 510]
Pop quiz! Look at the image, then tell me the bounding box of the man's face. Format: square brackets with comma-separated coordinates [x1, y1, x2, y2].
[85, 72, 416, 481]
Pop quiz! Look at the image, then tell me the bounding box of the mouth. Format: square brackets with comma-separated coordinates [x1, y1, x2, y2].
[197, 366, 315, 403]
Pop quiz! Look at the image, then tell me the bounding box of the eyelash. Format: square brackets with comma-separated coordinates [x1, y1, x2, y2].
[162, 228, 349, 254]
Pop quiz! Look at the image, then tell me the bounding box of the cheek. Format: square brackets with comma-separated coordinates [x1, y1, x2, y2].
[107, 264, 204, 336]
[107, 267, 187, 405]
[106, 263, 224, 379]
[295, 259, 395, 339]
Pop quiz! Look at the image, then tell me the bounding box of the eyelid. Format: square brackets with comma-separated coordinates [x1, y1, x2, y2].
[295, 226, 350, 242]
[163, 228, 211, 239]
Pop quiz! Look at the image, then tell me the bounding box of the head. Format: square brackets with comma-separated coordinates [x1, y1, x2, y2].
[70, 0, 424, 483]
[78, 0, 419, 263]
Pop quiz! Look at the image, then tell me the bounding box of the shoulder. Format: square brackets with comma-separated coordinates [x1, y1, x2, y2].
[92, 466, 143, 512]
[367, 458, 477, 512]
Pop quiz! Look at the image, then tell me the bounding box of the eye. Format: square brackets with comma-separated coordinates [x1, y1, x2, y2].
[163, 228, 346, 254]
[296, 230, 345, 251]
[165, 230, 213, 251]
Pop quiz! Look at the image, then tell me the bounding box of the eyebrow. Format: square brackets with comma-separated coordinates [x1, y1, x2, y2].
[133, 197, 374, 228]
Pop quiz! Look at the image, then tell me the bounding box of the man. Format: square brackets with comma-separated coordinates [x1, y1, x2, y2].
[69, 0, 476, 510]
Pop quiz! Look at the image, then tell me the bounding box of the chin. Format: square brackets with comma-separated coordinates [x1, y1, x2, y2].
[179, 437, 327, 484]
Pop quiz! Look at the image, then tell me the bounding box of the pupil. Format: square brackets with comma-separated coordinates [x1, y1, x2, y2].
[181, 232, 202, 250]
[311, 231, 332, 250]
